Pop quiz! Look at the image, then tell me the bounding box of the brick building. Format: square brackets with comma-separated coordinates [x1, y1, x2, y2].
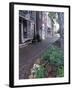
[19, 11, 52, 46]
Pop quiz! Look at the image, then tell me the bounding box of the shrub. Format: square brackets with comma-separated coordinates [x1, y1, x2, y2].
[57, 65, 64, 77]
[35, 66, 47, 78]
[42, 46, 64, 66]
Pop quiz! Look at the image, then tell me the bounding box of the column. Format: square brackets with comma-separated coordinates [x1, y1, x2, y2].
[21, 19, 24, 43]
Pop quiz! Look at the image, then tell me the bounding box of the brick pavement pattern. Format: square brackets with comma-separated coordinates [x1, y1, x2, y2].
[19, 35, 59, 79]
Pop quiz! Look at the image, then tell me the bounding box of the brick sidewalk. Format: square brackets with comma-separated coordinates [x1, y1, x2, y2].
[19, 35, 60, 79]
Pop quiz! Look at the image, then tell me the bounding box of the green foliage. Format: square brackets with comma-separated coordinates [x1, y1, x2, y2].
[48, 12, 56, 19]
[42, 46, 64, 66]
[57, 66, 64, 77]
[48, 12, 57, 23]
[35, 66, 47, 78]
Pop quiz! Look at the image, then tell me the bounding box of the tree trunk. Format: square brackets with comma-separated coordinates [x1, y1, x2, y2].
[36, 11, 41, 42]
[57, 12, 64, 50]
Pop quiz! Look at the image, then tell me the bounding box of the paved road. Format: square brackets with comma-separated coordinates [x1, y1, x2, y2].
[19, 35, 60, 79]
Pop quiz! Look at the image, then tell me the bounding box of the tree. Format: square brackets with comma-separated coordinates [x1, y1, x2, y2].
[36, 11, 41, 41]
[48, 12, 64, 49]
[57, 12, 64, 49]
[57, 12, 64, 38]
[32, 11, 41, 42]
[48, 12, 57, 23]
[48, 12, 57, 36]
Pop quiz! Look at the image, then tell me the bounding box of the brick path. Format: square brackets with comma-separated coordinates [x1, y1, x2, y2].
[19, 35, 60, 79]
